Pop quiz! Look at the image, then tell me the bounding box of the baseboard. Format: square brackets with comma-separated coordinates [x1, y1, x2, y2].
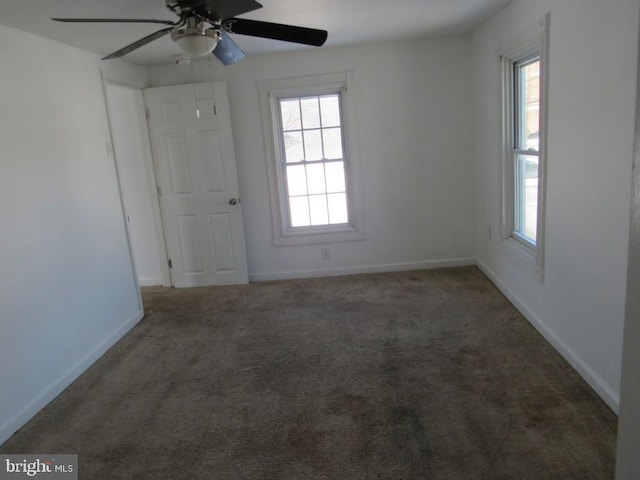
[137, 277, 164, 287]
[0, 309, 145, 446]
[249, 257, 476, 282]
[476, 258, 620, 413]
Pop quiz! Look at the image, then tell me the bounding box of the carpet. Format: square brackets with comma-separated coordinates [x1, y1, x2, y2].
[0, 267, 617, 479]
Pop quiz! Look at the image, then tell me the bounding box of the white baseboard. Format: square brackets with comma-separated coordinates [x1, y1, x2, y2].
[137, 277, 164, 287]
[0, 309, 145, 445]
[476, 258, 619, 413]
[249, 257, 475, 282]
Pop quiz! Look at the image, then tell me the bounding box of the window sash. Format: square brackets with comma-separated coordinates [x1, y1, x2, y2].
[512, 56, 540, 246]
[513, 56, 540, 153]
[513, 150, 539, 245]
[275, 91, 351, 230]
[284, 160, 349, 228]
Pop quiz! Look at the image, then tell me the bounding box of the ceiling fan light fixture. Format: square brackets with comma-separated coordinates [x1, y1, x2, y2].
[52, 1, 328, 63]
[171, 26, 219, 57]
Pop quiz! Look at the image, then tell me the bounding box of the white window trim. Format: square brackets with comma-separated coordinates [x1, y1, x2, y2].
[499, 13, 550, 281]
[258, 71, 366, 246]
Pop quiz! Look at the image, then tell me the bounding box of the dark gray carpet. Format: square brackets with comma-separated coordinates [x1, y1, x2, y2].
[1, 267, 617, 479]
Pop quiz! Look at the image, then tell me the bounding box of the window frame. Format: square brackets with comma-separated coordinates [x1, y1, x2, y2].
[499, 14, 550, 279]
[259, 72, 365, 246]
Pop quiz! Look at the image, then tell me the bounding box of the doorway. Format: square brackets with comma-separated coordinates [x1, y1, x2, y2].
[105, 82, 170, 287]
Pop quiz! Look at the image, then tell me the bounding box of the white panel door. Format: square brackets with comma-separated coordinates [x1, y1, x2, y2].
[145, 82, 248, 287]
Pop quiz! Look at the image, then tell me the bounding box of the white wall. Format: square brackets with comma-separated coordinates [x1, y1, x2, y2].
[472, 0, 639, 410]
[0, 25, 147, 444]
[147, 38, 476, 280]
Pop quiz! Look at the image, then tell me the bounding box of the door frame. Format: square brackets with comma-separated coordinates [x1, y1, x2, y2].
[101, 71, 172, 287]
[615, 13, 640, 476]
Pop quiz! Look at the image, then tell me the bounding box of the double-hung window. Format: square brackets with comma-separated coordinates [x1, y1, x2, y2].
[500, 14, 549, 277]
[259, 72, 365, 246]
[513, 55, 541, 243]
[278, 93, 348, 227]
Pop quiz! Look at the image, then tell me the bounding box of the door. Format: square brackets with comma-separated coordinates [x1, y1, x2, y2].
[145, 82, 248, 287]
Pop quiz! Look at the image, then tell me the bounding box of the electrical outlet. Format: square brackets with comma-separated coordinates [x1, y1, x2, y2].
[321, 248, 330, 260]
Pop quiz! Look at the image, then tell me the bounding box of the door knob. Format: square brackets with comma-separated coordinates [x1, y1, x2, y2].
[228, 198, 238, 206]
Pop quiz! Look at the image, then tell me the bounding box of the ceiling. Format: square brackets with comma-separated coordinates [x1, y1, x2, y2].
[0, 0, 512, 65]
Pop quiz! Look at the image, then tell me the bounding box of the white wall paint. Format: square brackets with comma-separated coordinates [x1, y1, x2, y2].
[147, 38, 476, 280]
[472, 0, 639, 410]
[0, 25, 147, 444]
[105, 84, 165, 286]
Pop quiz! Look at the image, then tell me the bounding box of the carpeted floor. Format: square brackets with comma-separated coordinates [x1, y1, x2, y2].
[1, 267, 617, 479]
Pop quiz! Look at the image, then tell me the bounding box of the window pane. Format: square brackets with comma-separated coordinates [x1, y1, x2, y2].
[286, 165, 307, 196]
[284, 131, 304, 163]
[328, 193, 348, 224]
[515, 153, 538, 243]
[323, 127, 343, 159]
[275, 89, 353, 233]
[325, 161, 346, 193]
[320, 95, 341, 127]
[300, 97, 321, 129]
[309, 195, 329, 225]
[516, 59, 540, 151]
[303, 130, 323, 160]
[289, 196, 310, 227]
[280, 99, 301, 131]
[306, 163, 326, 195]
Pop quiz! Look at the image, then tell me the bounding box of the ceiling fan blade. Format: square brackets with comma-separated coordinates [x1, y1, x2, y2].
[52, 18, 176, 25]
[102, 27, 174, 60]
[224, 18, 327, 47]
[213, 30, 246, 65]
[190, 0, 262, 21]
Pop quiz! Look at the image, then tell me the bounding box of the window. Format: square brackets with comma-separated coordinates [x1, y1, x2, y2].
[513, 56, 540, 244]
[259, 72, 365, 246]
[500, 14, 549, 277]
[278, 94, 348, 227]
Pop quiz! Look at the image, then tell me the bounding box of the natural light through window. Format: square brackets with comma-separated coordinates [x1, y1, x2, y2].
[514, 57, 540, 244]
[278, 94, 349, 228]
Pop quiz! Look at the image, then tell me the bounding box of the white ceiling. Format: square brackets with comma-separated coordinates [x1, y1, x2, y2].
[0, 0, 512, 65]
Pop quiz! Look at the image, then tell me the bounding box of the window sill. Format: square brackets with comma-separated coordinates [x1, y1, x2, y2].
[500, 236, 544, 281]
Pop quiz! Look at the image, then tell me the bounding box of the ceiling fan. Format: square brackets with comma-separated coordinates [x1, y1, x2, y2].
[52, 0, 328, 65]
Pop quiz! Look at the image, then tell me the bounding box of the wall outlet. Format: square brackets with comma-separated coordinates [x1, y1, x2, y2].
[321, 247, 330, 260]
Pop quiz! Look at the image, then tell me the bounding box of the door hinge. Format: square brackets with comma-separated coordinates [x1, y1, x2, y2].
[168, 259, 173, 269]
[214, 105, 217, 116]
[157, 185, 162, 196]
